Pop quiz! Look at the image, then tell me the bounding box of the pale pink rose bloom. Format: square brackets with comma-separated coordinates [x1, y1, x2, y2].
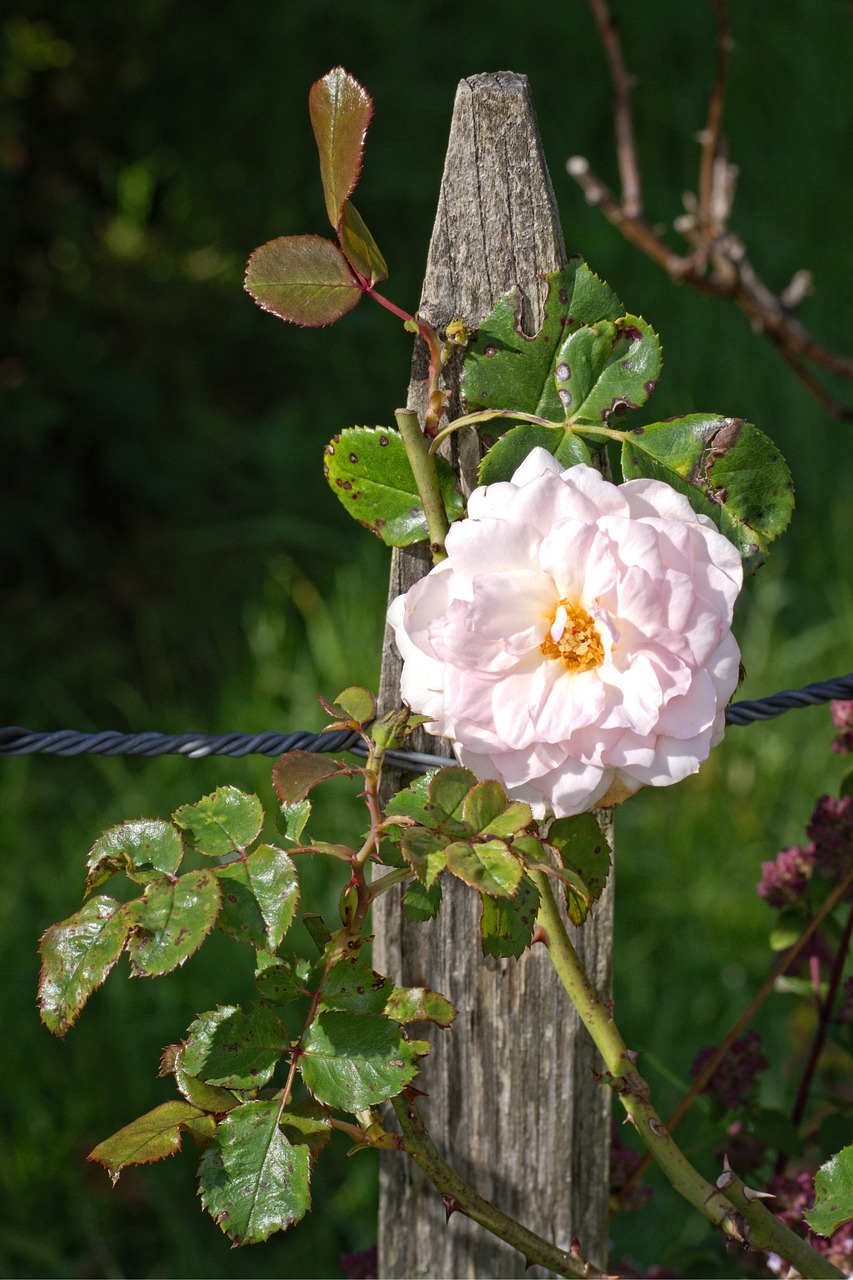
[387, 448, 743, 818]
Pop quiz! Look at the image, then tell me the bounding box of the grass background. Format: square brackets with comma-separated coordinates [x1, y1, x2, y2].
[2, 1, 852, 1275]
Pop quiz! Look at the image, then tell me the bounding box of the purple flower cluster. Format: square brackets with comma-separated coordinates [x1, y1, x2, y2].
[831, 699, 853, 755]
[610, 1123, 653, 1212]
[766, 1171, 853, 1275]
[807, 793, 853, 881]
[690, 1030, 768, 1110]
[757, 793, 853, 907]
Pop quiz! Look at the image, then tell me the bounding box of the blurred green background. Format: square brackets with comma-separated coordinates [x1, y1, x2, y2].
[2, 2, 852, 1275]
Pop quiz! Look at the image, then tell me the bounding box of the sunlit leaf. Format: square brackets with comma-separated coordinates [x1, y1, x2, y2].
[198, 1100, 311, 1244]
[245, 235, 361, 328]
[308, 67, 373, 229]
[400, 827, 448, 888]
[181, 1003, 289, 1090]
[218, 844, 299, 952]
[38, 896, 131, 1036]
[86, 819, 184, 893]
[806, 1143, 853, 1236]
[89, 1100, 209, 1184]
[323, 685, 377, 725]
[338, 200, 388, 285]
[172, 787, 263, 857]
[478, 423, 591, 486]
[277, 799, 312, 844]
[428, 767, 477, 825]
[126, 869, 221, 976]
[300, 1012, 423, 1109]
[160, 1043, 241, 1114]
[445, 839, 524, 898]
[480, 876, 541, 959]
[462, 261, 623, 418]
[385, 985, 456, 1027]
[554, 315, 660, 425]
[319, 958, 392, 1014]
[620, 414, 794, 572]
[324, 426, 464, 546]
[462, 780, 533, 838]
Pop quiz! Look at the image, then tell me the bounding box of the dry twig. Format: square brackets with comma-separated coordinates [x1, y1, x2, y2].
[570, 0, 853, 420]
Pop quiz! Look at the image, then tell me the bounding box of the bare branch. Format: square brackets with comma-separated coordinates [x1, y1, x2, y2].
[572, 0, 853, 421]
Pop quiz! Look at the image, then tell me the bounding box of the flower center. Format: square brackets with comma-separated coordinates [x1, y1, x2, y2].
[541, 599, 604, 674]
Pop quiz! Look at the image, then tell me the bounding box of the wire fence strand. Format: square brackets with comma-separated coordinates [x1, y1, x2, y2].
[1, 673, 851, 772]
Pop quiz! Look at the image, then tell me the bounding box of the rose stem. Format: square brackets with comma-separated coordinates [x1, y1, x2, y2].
[527, 868, 843, 1278]
[394, 408, 450, 563]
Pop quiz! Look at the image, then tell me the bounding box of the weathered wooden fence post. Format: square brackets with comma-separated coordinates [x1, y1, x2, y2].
[375, 73, 614, 1279]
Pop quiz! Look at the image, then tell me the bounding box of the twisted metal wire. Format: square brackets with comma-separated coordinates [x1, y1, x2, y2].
[1, 673, 851, 772]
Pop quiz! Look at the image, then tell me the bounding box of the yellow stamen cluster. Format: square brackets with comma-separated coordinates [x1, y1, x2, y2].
[541, 599, 604, 674]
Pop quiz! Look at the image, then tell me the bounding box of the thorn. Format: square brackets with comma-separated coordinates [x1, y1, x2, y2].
[742, 1185, 776, 1203]
[570, 1236, 582, 1256]
[524, 1258, 535, 1271]
[531, 925, 548, 946]
[442, 1194, 463, 1222]
[402, 1085, 429, 1100]
[625, 1048, 639, 1064]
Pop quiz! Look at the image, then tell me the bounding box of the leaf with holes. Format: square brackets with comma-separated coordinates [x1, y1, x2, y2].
[547, 814, 611, 925]
[309, 67, 373, 229]
[551, 316, 660, 426]
[173, 788, 263, 857]
[300, 1012, 423, 1110]
[479, 423, 592, 485]
[272, 752, 354, 805]
[324, 427, 464, 546]
[385, 986, 456, 1028]
[400, 827, 447, 888]
[338, 200, 387, 285]
[198, 1100, 311, 1245]
[319, 958, 392, 1014]
[245, 235, 362, 328]
[480, 876, 541, 959]
[462, 261, 623, 418]
[38, 897, 132, 1036]
[445, 839, 524, 898]
[806, 1144, 853, 1236]
[89, 1100, 211, 1184]
[126, 870, 221, 977]
[181, 1003, 289, 1090]
[86, 820, 184, 893]
[620, 415, 794, 571]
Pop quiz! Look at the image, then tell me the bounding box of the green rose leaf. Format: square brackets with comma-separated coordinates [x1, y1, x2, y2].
[245, 235, 362, 328]
[300, 1011, 423, 1109]
[89, 1100, 210, 1184]
[553, 316, 660, 426]
[478, 423, 592, 486]
[403, 878, 442, 923]
[216, 860, 268, 949]
[173, 787, 263, 858]
[385, 772, 435, 828]
[272, 751, 353, 805]
[181, 1003, 289, 1090]
[547, 814, 611, 925]
[280, 1099, 333, 1164]
[445, 839, 524, 898]
[620, 415, 794, 571]
[429, 766, 478, 826]
[215, 846, 298, 952]
[401, 827, 448, 888]
[254, 951, 313, 1005]
[309, 66, 373, 230]
[806, 1144, 853, 1236]
[338, 200, 388, 285]
[385, 985, 456, 1028]
[86, 819, 184, 893]
[38, 896, 132, 1036]
[164, 1044, 241, 1114]
[462, 261, 623, 418]
[462, 779, 533, 838]
[480, 876, 541, 959]
[277, 799, 312, 844]
[320, 958, 392, 1014]
[324, 426, 464, 546]
[323, 685, 377, 725]
[198, 1100, 311, 1245]
[126, 869, 221, 977]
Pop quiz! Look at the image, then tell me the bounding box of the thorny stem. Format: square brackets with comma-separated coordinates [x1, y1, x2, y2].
[528, 868, 844, 1277]
[394, 408, 450, 562]
[389, 1094, 606, 1279]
